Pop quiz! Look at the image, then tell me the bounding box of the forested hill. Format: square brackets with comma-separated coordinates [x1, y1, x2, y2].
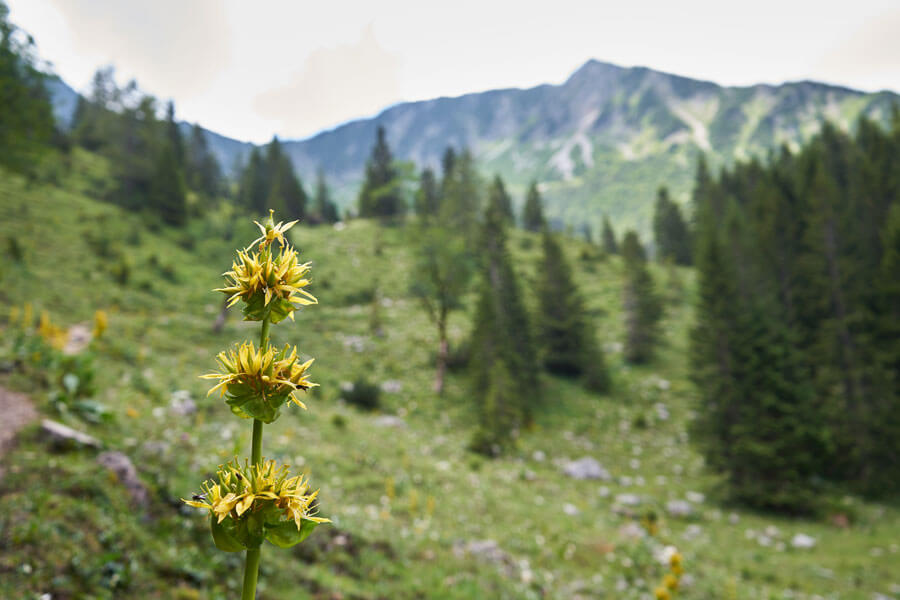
[50, 60, 899, 232]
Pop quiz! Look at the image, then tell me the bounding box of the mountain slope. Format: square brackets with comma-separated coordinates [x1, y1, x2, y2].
[284, 60, 898, 232]
[50, 60, 899, 234]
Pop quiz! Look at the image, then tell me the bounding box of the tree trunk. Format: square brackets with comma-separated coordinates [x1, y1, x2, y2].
[434, 320, 448, 395]
[212, 298, 228, 334]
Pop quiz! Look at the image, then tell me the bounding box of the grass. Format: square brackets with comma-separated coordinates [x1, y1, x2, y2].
[0, 153, 898, 599]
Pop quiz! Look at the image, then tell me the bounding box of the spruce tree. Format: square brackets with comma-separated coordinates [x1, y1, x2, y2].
[536, 229, 609, 392]
[358, 125, 403, 220]
[414, 167, 439, 218]
[313, 170, 339, 224]
[238, 149, 268, 214]
[653, 187, 692, 265]
[488, 175, 514, 225]
[186, 124, 223, 200]
[522, 181, 545, 231]
[164, 100, 186, 168]
[622, 230, 661, 363]
[621, 230, 647, 263]
[601, 216, 619, 254]
[439, 149, 482, 241]
[469, 193, 539, 455]
[150, 140, 188, 226]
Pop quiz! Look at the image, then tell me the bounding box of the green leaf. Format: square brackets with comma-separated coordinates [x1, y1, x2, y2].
[210, 516, 245, 552]
[264, 518, 321, 548]
[224, 389, 286, 424]
[235, 511, 266, 549]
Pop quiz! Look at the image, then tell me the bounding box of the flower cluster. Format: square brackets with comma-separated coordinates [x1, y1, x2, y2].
[184, 459, 329, 551]
[216, 211, 316, 323]
[202, 341, 316, 423]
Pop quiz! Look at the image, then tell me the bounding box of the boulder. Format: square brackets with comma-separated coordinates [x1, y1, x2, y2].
[791, 533, 816, 549]
[374, 415, 406, 428]
[666, 500, 693, 518]
[562, 457, 611, 480]
[97, 451, 149, 507]
[41, 419, 101, 450]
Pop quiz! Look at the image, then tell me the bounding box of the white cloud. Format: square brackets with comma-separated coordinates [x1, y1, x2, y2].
[253, 26, 401, 139]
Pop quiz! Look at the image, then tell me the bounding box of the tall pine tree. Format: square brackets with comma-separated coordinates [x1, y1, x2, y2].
[522, 181, 545, 231]
[536, 229, 609, 392]
[358, 125, 403, 220]
[653, 186, 692, 265]
[601, 215, 619, 254]
[622, 230, 662, 363]
[469, 190, 539, 455]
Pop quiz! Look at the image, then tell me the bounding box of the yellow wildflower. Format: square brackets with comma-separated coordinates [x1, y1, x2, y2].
[201, 341, 316, 423]
[663, 573, 679, 590]
[183, 459, 330, 530]
[215, 241, 316, 323]
[37, 311, 67, 350]
[93, 310, 108, 339]
[250, 209, 298, 251]
[654, 587, 671, 600]
[669, 551, 684, 576]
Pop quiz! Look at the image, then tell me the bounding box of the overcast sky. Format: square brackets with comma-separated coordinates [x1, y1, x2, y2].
[9, 0, 900, 143]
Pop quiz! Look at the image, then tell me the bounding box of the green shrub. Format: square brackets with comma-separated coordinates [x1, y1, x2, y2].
[339, 378, 381, 411]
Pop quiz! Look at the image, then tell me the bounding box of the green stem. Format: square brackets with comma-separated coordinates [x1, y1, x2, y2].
[241, 314, 271, 599]
[240, 547, 261, 600]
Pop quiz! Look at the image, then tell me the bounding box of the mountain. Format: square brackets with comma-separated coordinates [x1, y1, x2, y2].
[50, 60, 899, 233]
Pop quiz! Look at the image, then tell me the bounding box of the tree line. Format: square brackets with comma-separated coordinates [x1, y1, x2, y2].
[690, 114, 900, 511]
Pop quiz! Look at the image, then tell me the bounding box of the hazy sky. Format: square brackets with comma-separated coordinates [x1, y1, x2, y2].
[9, 0, 900, 143]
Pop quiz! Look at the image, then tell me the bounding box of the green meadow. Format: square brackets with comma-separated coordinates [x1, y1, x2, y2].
[1, 151, 899, 599]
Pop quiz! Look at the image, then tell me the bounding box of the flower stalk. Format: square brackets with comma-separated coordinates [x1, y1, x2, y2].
[183, 211, 328, 599]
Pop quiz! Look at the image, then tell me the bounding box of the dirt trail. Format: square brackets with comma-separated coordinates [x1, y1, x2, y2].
[0, 386, 36, 463]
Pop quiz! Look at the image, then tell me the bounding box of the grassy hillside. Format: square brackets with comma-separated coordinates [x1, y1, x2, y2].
[1, 154, 898, 599]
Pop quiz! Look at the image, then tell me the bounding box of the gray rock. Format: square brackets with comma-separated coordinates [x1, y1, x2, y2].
[618, 522, 646, 540]
[169, 390, 197, 416]
[791, 533, 816, 549]
[41, 419, 101, 449]
[666, 499, 693, 518]
[380, 380, 403, 394]
[63, 324, 92, 355]
[562, 457, 611, 480]
[615, 493, 642, 507]
[97, 451, 149, 507]
[455, 539, 508, 563]
[685, 490, 706, 503]
[374, 415, 406, 428]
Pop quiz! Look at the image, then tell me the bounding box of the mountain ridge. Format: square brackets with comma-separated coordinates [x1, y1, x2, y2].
[50, 59, 899, 233]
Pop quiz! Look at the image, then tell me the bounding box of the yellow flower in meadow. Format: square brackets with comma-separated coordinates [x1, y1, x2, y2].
[202, 341, 317, 423]
[93, 310, 108, 339]
[216, 242, 316, 323]
[183, 459, 329, 549]
[654, 586, 671, 600]
[249, 210, 298, 250]
[38, 311, 67, 350]
[663, 573, 679, 590]
[669, 551, 683, 570]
